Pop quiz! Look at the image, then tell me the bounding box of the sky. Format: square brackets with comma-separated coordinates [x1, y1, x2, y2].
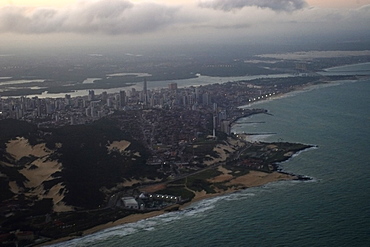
[0, 0, 370, 53]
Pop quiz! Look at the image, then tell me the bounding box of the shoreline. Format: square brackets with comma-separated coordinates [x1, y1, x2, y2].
[240, 78, 358, 109]
[26, 78, 322, 246]
[42, 169, 301, 246]
[22, 77, 332, 246]
[1, 73, 292, 99]
[8, 58, 370, 247]
[39, 84, 321, 246]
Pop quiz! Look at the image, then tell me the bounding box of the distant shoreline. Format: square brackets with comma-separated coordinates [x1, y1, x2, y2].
[322, 61, 370, 72]
[1, 73, 292, 99]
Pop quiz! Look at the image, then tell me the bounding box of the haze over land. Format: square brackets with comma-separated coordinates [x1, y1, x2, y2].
[0, 0, 369, 99]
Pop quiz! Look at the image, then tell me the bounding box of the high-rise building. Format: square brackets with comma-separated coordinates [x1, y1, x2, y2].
[119, 90, 126, 107]
[213, 103, 218, 112]
[131, 88, 137, 97]
[221, 120, 231, 135]
[107, 98, 113, 107]
[168, 82, 177, 91]
[218, 110, 227, 123]
[115, 95, 120, 110]
[101, 91, 108, 102]
[88, 90, 95, 101]
[150, 96, 155, 107]
[46, 101, 53, 115]
[65, 94, 72, 106]
[213, 115, 217, 138]
[143, 78, 147, 94]
[202, 92, 210, 106]
[143, 78, 148, 105]
[183, 95, 187, 106]
[195, 87, 202, 103]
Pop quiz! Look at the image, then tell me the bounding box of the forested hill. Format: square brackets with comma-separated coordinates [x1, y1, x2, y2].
[0, 118, 159, 212]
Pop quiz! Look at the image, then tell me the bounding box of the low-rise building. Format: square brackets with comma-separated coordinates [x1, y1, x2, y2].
[121, 197, 139, 209]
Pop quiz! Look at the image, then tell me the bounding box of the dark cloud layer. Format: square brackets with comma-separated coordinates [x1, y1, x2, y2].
[0, 0, 368, 38]
[199, 0, 308, 12]
[0, 0, 178, 34]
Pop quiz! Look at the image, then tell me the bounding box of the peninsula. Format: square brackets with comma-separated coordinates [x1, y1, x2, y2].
[0, 72, 355, 246]
[0, 74, 322, 245]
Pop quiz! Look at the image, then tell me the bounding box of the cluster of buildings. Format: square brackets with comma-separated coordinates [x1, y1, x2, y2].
[0, 78, 280, 180]
[0, 78, 276, 131]
[119, 193, 182, 211]
[0, 78, 285, 188]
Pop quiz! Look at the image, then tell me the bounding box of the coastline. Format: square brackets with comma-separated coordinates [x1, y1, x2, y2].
[39, 83, 322, 246]
[51, 74, 370, 247]
[11, 59, 370, 247]
[1, 73, 293, 99]
[2, 74, 324, 246]
[42, 170, 297, 246]
[15, 72, 352, 246]
[240, 79, 357, 109]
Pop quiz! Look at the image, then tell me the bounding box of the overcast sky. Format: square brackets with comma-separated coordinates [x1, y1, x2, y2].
[1, 0, 370, 53]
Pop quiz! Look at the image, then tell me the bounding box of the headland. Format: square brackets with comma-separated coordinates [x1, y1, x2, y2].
[1, 69, 358, 246]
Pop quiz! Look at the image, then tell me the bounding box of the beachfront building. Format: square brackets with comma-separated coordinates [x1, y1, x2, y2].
[121, 197, 139, 209]
[147, 193, 181, 203]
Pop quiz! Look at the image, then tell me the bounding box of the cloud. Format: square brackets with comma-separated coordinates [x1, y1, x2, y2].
[354, 4, 370, 18]
[192, 23, 251, 29]
[0, 0, 368, 43]
[0, 0, 179, 34]
[199, 0, 308, 12]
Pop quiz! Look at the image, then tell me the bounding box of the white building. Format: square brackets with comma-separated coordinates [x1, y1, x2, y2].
[121, 197, 139, 209]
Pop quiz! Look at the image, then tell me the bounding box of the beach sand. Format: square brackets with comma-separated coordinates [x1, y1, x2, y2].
[41, 138, 297, 246]
[43, 169, 295, 246]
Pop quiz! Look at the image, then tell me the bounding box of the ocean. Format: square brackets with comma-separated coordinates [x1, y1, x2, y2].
[50, 65, 370, 247]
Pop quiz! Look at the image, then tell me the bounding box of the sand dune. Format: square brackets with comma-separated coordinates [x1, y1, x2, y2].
[5, 137, 73, 212]
[20, 159, 62, 188]
[107, 140, 131, 153]
[6, 137, 50, 160]
[204, 137, 246, 165]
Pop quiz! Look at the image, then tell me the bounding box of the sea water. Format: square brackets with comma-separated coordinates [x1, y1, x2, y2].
[51, 68, 370, 247]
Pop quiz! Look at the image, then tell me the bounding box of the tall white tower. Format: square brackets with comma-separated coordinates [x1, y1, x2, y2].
[213, 115, 217, 138]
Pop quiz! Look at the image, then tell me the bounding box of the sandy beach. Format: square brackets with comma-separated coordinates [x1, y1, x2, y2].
[39, 135, 301, 246]
[42, 169, 295, 246]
